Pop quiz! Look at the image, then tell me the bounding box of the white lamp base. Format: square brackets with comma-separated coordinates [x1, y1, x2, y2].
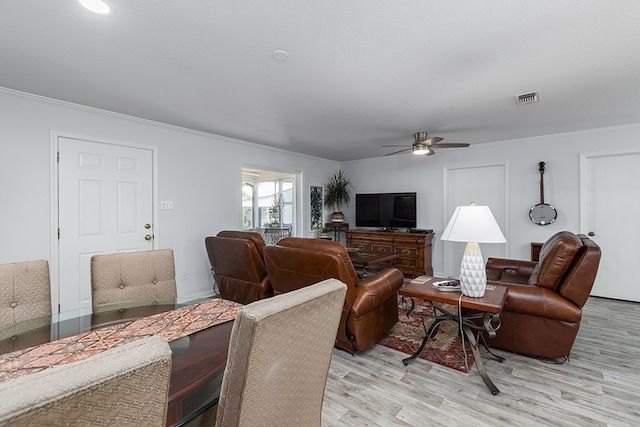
[459, 242, 487, 297]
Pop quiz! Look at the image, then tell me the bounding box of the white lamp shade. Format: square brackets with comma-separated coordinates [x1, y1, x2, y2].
[440, 205, 506, 243]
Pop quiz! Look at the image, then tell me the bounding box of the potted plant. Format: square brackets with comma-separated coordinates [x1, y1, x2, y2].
[320, 227, 330, 238]
[325, 169, 352, 223]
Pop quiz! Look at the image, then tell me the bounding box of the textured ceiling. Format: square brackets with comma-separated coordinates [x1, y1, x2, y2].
[1, 1, 639, 161]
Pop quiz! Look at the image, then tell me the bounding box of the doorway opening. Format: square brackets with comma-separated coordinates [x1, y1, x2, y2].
[242, 167, 297, 244]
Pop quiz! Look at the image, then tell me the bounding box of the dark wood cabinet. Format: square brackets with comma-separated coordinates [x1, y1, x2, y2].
[346, 230, 434, 277]
[531, 242, 543, 261]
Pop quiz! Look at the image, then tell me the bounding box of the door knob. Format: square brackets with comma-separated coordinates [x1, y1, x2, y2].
[144, 223, 151, 229]
[145, 234, 153, 241]
[588, 231, 595, 237]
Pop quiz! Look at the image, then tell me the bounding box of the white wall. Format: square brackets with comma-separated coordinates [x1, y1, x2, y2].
[0, 89, 338, 298]
[4, 87, 640, 294]
[342, 123, 640, 276]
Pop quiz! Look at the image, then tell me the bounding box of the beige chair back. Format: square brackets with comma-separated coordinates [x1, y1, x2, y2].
[215, 279, 347, 427]
[0, 260, 51, 330]
[0, 335, 172, 426]
[91, 249, 177, 311]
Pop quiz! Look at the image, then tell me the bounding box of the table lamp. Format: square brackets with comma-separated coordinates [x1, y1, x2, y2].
[441, 203, 506, 297]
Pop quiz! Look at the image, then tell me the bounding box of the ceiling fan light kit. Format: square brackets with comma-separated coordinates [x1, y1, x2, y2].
[412, 143, 432, 155]
[383, 131, 470, 157]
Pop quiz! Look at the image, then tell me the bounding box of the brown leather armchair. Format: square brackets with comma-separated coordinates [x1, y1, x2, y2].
[484, 231, 601, 359]
[205, 231, 273, 304]
[263, 237, 404, 353]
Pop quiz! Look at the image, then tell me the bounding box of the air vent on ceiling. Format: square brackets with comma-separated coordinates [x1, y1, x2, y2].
[515, 91, 541, 105]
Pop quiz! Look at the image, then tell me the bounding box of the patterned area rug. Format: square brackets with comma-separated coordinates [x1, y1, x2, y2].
[377, 296, 475, 373]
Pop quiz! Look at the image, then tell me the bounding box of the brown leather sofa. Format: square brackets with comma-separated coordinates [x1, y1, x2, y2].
[205, 231, 273, 304]
[263, 237, 404, 353]
[484, 231, 601, 359]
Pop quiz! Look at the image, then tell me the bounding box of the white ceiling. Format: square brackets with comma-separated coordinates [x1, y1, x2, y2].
[2, 1, 639, 161]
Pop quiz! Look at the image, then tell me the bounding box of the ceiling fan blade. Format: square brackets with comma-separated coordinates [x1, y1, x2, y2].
[424, 137, 444, 145]
[384, 148, 411, 156]
[430, 143, 470, 148]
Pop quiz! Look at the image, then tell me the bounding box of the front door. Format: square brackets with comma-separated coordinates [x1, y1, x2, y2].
[57, 137, 154, 312]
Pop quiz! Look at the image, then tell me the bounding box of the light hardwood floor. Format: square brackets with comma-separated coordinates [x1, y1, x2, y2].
[322, 296, 640, 426]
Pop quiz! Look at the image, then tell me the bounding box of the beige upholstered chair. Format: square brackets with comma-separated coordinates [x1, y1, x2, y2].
[0, 260, 52, 353]
[91, 249, 177, 312]
[0, 260, 51, 330]
[215, 278, 347, 427]
[0, 335, 172, 426]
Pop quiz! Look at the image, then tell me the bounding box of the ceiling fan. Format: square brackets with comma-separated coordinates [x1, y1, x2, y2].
[382, 132, 470, 156]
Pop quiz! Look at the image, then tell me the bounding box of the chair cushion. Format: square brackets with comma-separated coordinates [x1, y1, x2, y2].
[528, 232, 582, 290]
[217, 230, 266, 260]
[91, 249, 177, 310]
[277, 237, 359, 284]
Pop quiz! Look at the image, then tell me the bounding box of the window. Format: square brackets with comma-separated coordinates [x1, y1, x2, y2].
[242, 168, 296, 234]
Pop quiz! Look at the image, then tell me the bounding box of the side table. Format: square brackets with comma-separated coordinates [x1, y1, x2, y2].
[399, 277, 508, 395]
[325, 222, 349, 243]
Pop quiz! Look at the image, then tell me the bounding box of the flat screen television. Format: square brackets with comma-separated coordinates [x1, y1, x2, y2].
[355, 192, 417, 229]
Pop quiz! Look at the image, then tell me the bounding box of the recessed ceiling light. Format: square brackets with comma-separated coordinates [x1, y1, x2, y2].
[272, 50, 289, 61]
[79, 0, 111, 15]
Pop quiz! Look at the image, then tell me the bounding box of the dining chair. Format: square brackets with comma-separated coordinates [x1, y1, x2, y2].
[0, 260, 51, 330]
[262, 225, 292, 245]
[0, 335, 172, 426]
[90, 249, 177, 312]
[215, 278, 347, 427]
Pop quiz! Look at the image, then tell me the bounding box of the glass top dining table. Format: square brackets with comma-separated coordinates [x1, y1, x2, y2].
[0, 297, 242, 426]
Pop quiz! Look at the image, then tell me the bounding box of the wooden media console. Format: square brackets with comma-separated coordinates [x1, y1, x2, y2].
[345, 229, 434, 277]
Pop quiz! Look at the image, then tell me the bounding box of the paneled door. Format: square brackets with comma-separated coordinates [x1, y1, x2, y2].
[57, 137, 154, 312]
[582, 151, 640, 302]
[443, 163, 508, 278]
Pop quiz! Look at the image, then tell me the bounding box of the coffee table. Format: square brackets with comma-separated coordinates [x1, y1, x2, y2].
[399, 277, 508, 395]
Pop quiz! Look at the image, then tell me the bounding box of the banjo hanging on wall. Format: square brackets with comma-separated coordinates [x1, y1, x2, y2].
[529, 161, 557, 225]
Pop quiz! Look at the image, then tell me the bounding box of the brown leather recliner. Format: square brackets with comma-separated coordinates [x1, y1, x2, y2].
[484, 231, 601, 359]
[263, 237, 404, 353]
[205, 231, 273, 304]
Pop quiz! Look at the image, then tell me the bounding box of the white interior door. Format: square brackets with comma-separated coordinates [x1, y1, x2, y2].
[582, 151, 640, 302]
[57, 137, 154, 312]
[443, 163, 508, 278]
